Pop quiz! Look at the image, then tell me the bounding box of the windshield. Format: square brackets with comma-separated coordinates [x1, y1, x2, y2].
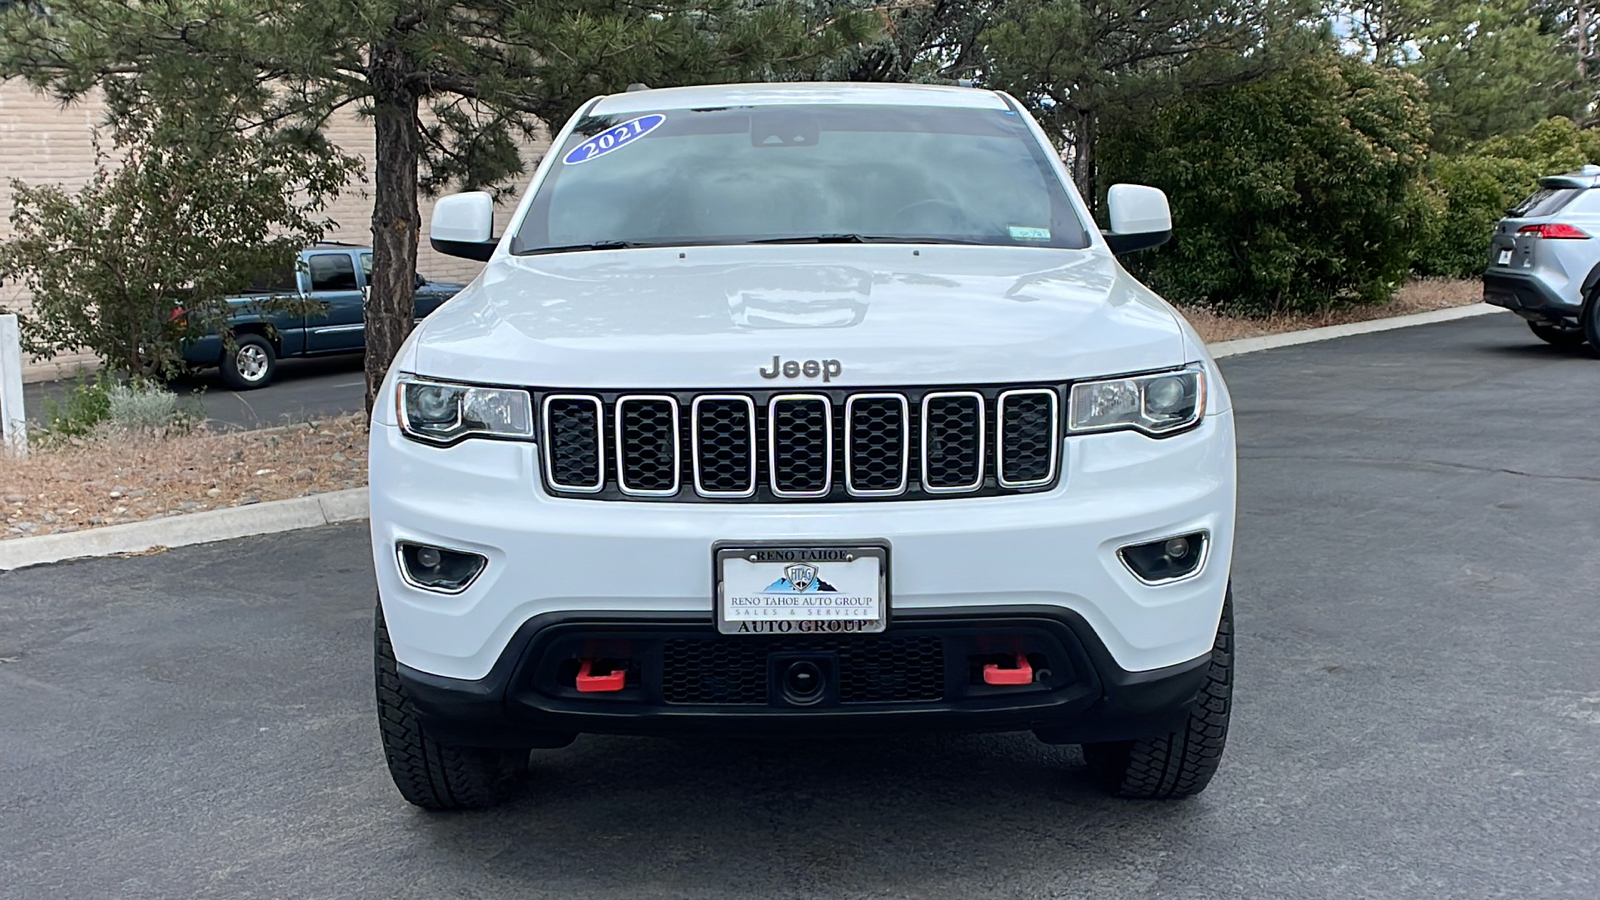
[512, 103, 1091, 254]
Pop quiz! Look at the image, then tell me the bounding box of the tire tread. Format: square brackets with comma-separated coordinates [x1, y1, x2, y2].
[374, 603, 526, 810]
[1083, 590, 1233, 800]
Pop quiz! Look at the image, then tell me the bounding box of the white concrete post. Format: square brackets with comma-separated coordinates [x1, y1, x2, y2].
[0, 314, 28, 458]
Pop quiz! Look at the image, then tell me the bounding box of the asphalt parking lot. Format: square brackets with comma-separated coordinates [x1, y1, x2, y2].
[22, 353, 368, 431]
[2, 314, 1598, 899]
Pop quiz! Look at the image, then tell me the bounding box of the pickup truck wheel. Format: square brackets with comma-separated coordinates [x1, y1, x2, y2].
[1528, 321, 1588, 348]
[220, 335, 277, 390]
[1082, 589, 1233, 800]
[375, 602, 529, 810]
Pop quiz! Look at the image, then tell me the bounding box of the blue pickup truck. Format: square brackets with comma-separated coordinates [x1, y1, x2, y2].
[182, 243, 465, 389]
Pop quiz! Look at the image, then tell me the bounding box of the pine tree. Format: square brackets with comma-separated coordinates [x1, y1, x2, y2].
[0, 1, 865, 410]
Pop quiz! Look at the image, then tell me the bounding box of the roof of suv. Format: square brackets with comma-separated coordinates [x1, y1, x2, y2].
[1539, 164, 1600, 190]
[588, 81, 1010, 117]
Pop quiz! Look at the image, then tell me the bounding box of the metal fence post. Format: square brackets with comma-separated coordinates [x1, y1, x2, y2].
[0, 314, 28, 458]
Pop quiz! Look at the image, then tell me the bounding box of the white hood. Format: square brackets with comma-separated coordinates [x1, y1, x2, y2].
[411, 244, 1188, 388]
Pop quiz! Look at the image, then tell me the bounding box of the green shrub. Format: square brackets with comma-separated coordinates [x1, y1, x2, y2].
[106, 381, 185, 432]
[1099, 55, 1434, 316]
[38, 372, 114, 440]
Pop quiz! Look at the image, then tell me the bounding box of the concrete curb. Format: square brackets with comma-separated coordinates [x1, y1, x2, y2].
[1206, 304, 1506, 359]
[1, 303, 1512, 573]
[0, 488, 367, 572]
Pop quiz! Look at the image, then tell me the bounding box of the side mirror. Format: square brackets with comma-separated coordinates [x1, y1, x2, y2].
[430, 192, 497, 261]
[414, 272, 428, 290]
[1103, 184, 1172, 255]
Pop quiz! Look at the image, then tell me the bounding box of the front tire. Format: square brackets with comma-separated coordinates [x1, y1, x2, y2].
[220, 334, 277, 390]
[1082, 589, 1233, 799]
[1528, 321, 1588, 348]
[375, 602, 529, 810]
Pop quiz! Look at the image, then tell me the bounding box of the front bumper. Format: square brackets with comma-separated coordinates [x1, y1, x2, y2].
[1483, 269, 1582, 323]
[395, 607, 1214, 747]
[370, 410, 1236, 682]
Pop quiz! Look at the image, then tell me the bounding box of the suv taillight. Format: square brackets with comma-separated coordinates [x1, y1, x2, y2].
[1517, 223, 1590, 239]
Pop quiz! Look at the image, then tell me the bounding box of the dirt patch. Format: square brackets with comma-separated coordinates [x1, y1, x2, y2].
[1178, 277, 1483, 344]
[2, 414, 367, 540]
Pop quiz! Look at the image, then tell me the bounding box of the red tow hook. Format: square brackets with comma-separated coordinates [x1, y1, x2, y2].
[576, 659, 628, 693]
[982, 653, 1034, 686]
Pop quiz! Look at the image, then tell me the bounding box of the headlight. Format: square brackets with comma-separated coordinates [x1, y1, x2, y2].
[397, 376, 533, 445]
[1069, 366, 1206, 436]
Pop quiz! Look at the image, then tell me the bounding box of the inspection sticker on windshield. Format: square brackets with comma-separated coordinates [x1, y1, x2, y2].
[1009, 226, 1051, 241]
[562, 114, 666, 165]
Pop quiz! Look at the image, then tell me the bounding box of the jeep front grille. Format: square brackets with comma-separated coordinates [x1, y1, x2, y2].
[539, 385, 1061, 502]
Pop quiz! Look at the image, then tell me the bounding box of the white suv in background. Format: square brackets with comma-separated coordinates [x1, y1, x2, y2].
[368, 82, 1237, 810]
[1484, 165, 1600, 349]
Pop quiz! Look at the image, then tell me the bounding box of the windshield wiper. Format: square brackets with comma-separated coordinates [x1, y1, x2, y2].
[749, 234, 987, 246]
[751, 234, 872, 244]
[529, 240, 641, 254]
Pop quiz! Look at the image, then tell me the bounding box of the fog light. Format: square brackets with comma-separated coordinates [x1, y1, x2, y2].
[415, 546, 442, 569]
[1119, 531, 1207, 584]
[397, 541, 487, 593]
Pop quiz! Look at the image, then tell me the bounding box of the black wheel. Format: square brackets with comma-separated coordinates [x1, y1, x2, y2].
[220, 334, 277, 390]
[1583, 293, 1600, 352]
[1082, 589, 1233, 799]
[375, 602, 529, 810]
[1527, 320, 1587, 348]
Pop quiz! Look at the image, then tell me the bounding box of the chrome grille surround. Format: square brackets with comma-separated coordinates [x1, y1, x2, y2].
[536, 384, 1062, 502]
[996, 388, 1060, 488]
[844, 392, 910, 497]
[920, 390, 986, 494]
[767, 394, 834, 498]
[615, 394, 680, 496]
[690, 394, 758, 499]
[542, 394, 605, 493]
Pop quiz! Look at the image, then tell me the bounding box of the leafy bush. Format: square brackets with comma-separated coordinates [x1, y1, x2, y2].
[1099, 55, 1434, 316]
[38, 372, 114, 440]
[0, 121, 355, 379]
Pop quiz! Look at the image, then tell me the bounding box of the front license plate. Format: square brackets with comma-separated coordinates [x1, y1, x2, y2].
[1497, 248, 1513, 265]
[715, 545, 887, 635]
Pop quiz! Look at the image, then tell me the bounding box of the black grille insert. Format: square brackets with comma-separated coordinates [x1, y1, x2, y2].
[661, 636, 946, 705]
[769, 395, 832, 496]
[922, 392, 985, 491]
[544, 396, 603, 490]
[616, 396, 678, 494]
[846, 394, 908, 495]
[692, 396, 756, 496]
[998, 389, 1058, 487]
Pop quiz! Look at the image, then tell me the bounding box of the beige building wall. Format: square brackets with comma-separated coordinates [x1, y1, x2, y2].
[0, 80, 547, 382]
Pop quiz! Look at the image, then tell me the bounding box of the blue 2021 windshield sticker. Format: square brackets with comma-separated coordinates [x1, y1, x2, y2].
[562, 114, 666, 165]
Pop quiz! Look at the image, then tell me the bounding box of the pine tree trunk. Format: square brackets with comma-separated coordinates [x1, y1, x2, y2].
[1074, 108, 1097, 217]
[364, 39, 421, 416]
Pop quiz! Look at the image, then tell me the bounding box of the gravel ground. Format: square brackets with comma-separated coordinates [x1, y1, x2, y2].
[0, 414, 367, 539]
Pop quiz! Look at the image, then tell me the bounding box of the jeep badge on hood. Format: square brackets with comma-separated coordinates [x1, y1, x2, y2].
[759, 356, 843, 382]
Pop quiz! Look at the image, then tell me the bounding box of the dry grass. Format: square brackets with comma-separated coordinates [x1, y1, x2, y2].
[2, 414, 367, 540]
[1178, 277, 1482, 344]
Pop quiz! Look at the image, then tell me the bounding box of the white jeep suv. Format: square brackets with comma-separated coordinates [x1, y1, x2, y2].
[368, 82, 1236, 810]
